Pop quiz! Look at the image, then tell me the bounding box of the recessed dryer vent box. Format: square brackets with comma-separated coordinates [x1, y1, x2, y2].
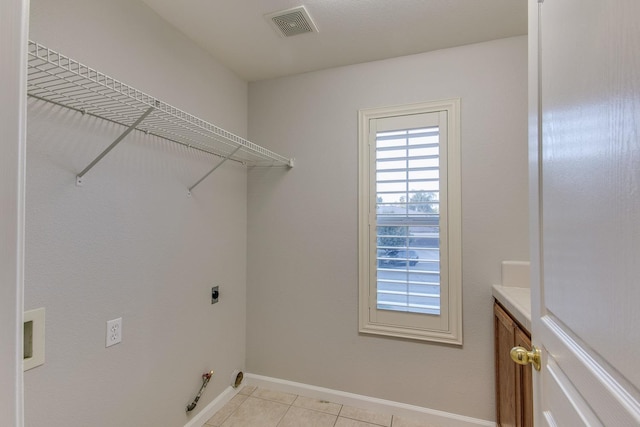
[24, 307, 45, 371]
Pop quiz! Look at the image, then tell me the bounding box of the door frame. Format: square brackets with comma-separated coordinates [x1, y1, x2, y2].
[0, 0, 28, 426]
[527, 0, 542, 418]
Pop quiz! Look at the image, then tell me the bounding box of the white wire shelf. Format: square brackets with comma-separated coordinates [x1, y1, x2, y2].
[27, 41, 293, 191]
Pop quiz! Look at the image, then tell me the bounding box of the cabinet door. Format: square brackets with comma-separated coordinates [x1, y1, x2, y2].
[494, 303, 516, 427]
[514, 328, 533, 427]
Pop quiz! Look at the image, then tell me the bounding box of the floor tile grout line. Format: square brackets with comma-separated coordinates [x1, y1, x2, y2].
[249, 394, 296, 406]
[274, 402, 293, 427]
[331, 409, 339, 427]
[293, 404, 343, 417]
[217, 391, 252, 427]
[337, 405, 393, 427]
[252, 389, 345, 417]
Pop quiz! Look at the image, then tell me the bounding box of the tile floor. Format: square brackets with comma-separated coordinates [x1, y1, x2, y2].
[203, 386, 435, 427]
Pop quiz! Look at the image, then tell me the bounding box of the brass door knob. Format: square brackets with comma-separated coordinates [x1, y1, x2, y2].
[510, 345, 541, 371]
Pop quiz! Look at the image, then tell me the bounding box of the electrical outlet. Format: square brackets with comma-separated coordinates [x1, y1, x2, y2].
[211, 286, 219, 304]
[106, 317, 122, 347]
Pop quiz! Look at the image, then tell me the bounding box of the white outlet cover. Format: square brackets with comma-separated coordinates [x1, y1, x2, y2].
[106, 317, 122, 347]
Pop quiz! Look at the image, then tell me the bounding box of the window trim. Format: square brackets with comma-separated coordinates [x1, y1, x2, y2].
[358, 99, 462, 344]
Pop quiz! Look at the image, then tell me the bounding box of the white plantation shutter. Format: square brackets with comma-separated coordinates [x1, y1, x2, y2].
[359, 100, 461, 344]
[375, 124, 442, 314]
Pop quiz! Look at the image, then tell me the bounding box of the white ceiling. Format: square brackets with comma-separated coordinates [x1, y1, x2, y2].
[140, 0, 527, 82]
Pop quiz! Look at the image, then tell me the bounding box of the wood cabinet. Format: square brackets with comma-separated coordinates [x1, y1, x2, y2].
[494, 301, 533, 427]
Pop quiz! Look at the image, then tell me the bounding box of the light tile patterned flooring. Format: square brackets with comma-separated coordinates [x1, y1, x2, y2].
[203, 386, 434, 427]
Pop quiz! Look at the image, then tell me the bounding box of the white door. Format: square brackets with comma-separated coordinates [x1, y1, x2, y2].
[529, 0, 640, 425]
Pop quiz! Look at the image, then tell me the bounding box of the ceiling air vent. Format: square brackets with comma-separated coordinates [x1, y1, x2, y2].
[265, 6, 318, 38]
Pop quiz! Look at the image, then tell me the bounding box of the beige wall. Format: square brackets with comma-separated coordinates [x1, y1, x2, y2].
[24, 2, 528, 422]
[246, 36, 529, 421]
[25, 1, 248, 426]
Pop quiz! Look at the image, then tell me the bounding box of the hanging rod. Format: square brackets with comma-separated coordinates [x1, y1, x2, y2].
[26, 41, 294, 190]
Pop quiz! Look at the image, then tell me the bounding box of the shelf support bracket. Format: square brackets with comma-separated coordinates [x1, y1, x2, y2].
[76, 106, 155, 185]
[188, 145, 242, 195]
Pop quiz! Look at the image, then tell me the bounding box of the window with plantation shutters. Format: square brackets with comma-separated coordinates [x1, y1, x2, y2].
[358, 100, 462, 344]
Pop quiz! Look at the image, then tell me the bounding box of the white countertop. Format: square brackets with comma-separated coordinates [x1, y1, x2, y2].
[492, 285, 531, 332]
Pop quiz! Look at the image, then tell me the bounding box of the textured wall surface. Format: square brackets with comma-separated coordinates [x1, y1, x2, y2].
[246, 36, 529, 422]
[25, 1, 248, 426]
[24, 2, 529, 423]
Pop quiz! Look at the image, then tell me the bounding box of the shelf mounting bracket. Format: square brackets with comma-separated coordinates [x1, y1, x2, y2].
[188, 145, 242, 195]
[76, 106, 155, 185]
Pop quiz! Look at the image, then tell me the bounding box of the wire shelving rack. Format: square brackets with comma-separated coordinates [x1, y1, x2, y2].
[27, 41, 293, 193]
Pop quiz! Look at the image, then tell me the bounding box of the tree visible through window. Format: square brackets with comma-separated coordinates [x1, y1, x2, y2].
[375, 127, 441, 315]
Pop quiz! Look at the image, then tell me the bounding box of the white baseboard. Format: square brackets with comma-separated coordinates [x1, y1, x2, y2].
[183, 385, 239, 427]
[244, 373, 495, 427]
